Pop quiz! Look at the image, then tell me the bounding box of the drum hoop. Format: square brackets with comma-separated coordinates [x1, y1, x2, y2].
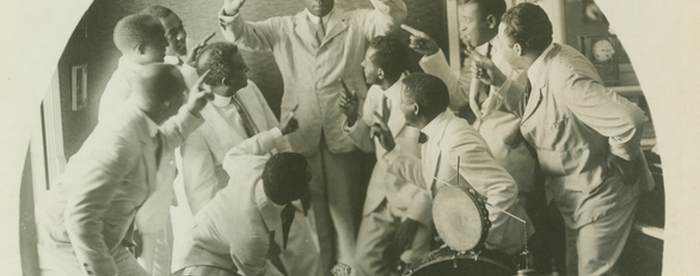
[433, 185, 491, 252]
[403, 248, 517, 276]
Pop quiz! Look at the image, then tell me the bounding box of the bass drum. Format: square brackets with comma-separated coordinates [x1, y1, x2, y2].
[403, 247, 518, 276]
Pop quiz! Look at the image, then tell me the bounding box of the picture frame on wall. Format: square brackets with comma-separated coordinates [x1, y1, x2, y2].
[71, 64, 88, 111]
[579, 34, 620, 86]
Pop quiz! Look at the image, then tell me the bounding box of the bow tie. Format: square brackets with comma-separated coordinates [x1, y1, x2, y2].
[418, 132, 428, 144]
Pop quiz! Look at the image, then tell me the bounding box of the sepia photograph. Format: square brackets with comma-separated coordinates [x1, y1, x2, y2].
[1, 0, 699, 275]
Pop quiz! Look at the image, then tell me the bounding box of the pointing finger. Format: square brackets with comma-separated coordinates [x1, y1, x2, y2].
[401, 24, 426, 37]
[373, 111, 388, 126]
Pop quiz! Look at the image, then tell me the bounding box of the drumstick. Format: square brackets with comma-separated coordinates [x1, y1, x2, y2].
[483, 202, 527, 224]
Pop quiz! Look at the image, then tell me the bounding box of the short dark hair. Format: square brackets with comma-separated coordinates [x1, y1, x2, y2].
[458, 0, 507, 20]
[133, 63, 185, 105]
[262, 153, 311, 204]
[140, 5, 174, 20]
[113, 14, 164, 53]
[401, 73, 450, 117]
[369, 36, 409, 79]
[195, 42, 242, 86]
[501, 3, 553, 52]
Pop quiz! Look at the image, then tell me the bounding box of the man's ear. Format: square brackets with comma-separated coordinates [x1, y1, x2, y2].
[377, 68, 385, 80]
[134, 44, 145, 55]
[486, 14, 498, 29]
[220, 76, 228, 87]
[514, 43, 523, 56]
[412, 103, 420, 116]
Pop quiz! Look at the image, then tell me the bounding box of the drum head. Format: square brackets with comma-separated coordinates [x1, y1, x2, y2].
[433, 185, 488, 251]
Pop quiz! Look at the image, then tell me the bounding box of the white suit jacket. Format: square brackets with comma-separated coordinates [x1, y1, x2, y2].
[343, 78, 432, 226]
[39, 101, 203, 276]
[383, 110, 533, 255]
[181, 128, 321, 276]
[420, 47, 535, 193]
[180, 80, 291, 215]
[493, 43, 654, 228]
[218, 0, 407, 155]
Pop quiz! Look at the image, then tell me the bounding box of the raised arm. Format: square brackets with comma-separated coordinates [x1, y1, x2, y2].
[445, 129, 520, 247]
[218, 0, 282, 52]
[223, 113, 298, 175]
[356, 0, 407, 40]
[403, 24, 469, 112]
[341, 83, 376, 153]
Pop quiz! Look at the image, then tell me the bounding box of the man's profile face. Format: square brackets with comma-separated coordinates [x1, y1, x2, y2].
[225, 52, 250, 94]
[495, 23, 522, 70]
[303, 0, 334, 17]
[458, 2, 491, 48]
[160, 13, 187, 56]
[361, 47, 381, 86]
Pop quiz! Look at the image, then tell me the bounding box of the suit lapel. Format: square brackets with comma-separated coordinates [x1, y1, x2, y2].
[236, 88, 267, 131]
[522, 85, 544, 122]
[293, 13, 319, 49]
[322, 12, 348, 46]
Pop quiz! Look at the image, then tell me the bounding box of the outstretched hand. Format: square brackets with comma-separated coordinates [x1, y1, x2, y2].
[185, 32, 216, 67]
[393, 219, 420, 252]
[280, 104, 299, 135]
[338, 79, 359, 126]
[469, 50, 506, 87]
[223, 0, 246, 15]
[185, 70, 214, 116]
[401, 24, 440, 56]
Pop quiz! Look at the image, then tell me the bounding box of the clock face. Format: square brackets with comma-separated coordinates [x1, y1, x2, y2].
[593, 39, 615, 62]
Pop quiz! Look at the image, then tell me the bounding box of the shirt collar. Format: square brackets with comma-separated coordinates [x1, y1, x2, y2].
[421, 109, 454, 139]
[527, 43, 556, 87]
[164, 55, 183, 66]
[382, 73, 406, 103]
[118, 56, 144, 75]
[211, 93, 233, 108]
[305, 8, 334, 25]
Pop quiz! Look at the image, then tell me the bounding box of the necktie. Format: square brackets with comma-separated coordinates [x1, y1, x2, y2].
[281, 204, 295, 250]
[381, 95, 391, 123]
[230, 94, 259, 138]
[316, 17, 325, 45]
[483, 43, 493, 96]
[154, 131, 163, 168]
[418, 132, 428, 144]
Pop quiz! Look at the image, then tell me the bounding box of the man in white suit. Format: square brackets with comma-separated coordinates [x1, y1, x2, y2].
[402, 0, 535, 204]
[372, 73, 533, 256]
[176, 121, 326, 276]
[37, 64, 212, 276]
[339, 36, 432, 275]
[181, 42, 291, 216]
[475, 3, 654, 275]
[217, 0, 407, 269]
[99, 14, 169, 121]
